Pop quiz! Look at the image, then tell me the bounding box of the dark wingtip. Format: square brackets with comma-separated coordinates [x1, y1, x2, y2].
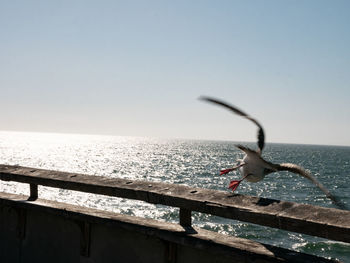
[199, 96, 265, 153]
[330, 195, 349, 210]
[257, 128, 265, 152]
[198, 95, 213, 102]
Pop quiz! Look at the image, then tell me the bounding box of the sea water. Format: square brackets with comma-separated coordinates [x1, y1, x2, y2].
[0, 131, 349, 261]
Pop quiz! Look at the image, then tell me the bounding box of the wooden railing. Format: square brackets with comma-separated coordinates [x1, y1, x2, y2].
[0, 164, 349, 244]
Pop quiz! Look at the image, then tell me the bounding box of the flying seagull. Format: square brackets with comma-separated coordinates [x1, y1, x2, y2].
[199, 96, 345, 209]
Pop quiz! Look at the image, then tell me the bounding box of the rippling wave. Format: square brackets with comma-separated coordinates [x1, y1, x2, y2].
[0, 131, 349, 261]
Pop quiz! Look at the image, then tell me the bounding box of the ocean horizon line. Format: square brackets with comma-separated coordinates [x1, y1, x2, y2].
[1, 129, 349, 148]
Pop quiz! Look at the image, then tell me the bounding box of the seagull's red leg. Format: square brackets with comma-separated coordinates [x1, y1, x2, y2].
[228, 173, 251, 192]
[220, 163, 245, 176]
[228, 180, 242, 191]
[220, 168, 233, 175]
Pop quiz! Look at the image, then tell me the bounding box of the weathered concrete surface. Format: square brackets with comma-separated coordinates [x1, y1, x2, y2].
[0, 164, 349, 243]
[0, 192, 340, 263]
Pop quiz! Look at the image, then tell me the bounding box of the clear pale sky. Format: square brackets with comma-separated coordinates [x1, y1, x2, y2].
[1, 1, 350, 146]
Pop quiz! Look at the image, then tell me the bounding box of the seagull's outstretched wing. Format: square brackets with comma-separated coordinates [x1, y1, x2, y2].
[271, 163, 346, 209]
[199, 96, 265, 153]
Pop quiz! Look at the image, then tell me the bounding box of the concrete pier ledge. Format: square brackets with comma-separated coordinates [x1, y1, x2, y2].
[0, 164, 348, 262]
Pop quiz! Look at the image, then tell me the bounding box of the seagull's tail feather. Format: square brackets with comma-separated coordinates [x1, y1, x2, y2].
[234, 144, 255, 153]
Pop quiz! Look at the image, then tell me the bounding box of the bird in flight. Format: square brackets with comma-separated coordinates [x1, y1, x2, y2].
[199, 96, 345, 209]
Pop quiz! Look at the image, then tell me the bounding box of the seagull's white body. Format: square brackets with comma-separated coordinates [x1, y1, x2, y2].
[240, 153, 267, 182]
[237, 147, 277, 182]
